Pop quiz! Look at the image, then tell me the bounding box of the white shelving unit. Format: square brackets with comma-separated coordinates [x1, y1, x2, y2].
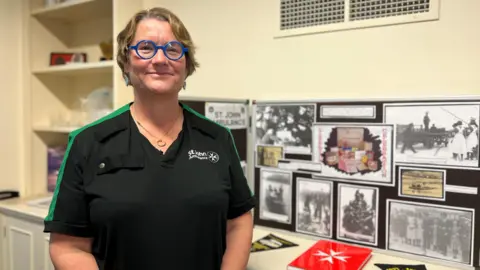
[24, 0, 119, 197]
[20, 0, 142, 197]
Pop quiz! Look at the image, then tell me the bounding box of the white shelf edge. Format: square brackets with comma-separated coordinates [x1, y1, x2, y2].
[31, 0, 96, 16]
[32, 125, 80, 133]
[32, 60, 114, 75]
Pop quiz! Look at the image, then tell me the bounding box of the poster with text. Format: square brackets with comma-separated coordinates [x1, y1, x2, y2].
[312, 123, 394, 186]
[205, 102, 248, 129]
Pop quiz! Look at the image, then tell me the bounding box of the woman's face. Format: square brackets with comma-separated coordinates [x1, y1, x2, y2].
[125, 18, 187, 95]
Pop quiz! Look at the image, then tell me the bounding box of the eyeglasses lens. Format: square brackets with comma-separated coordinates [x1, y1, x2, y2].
[164, 42, 183, 59]
[137, 41, 156, 59]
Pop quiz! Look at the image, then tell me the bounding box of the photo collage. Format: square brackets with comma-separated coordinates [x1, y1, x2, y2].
[252, 100, 480, 267]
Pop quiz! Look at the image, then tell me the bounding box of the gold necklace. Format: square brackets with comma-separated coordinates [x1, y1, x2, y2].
[133, 109, 182, 148]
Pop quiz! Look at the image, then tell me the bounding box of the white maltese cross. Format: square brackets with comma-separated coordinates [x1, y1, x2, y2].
[313, 249, 350, 264]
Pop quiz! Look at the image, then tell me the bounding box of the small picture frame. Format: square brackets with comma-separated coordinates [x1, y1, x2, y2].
[398, 166, 446, 201]
[50, 52, 87, 66]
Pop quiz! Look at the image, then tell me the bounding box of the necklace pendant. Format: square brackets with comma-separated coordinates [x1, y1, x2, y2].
[157, 139, 166, 147]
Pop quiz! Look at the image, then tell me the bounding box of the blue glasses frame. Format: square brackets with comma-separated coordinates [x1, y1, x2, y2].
[128, 40, 188, 61]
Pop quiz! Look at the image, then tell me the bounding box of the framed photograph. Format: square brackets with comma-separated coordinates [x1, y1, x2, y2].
[295, 178, 333, 238]
[337, 183, 379, 246]
[312, 123, 395, 186]
[384, 102, 480, 170]
[386, 199, 474, 266]
[259, 168, 293, 224]
[255, 103, 316, 154]
[50, 52, 87, 66]
[256, 145, 284, 168]
[399, 166, 446, 201]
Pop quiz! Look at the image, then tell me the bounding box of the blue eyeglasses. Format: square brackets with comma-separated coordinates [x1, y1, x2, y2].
[128, 40, 188, 61]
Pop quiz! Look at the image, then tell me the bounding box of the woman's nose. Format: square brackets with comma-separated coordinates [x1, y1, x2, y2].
[151, 49, 168, 64]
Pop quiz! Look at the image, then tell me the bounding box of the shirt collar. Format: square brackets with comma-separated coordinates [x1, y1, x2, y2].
[93, 102, 221, 143]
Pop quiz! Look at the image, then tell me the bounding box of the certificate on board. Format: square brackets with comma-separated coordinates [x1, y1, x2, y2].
[205, 102, 248, 129]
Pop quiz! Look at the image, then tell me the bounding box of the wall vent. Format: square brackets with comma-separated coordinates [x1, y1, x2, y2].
[276, 0, 440, 38]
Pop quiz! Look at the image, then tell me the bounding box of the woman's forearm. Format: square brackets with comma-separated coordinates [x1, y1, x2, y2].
[221, 213, 254, 270]
[50, 246, 97, 270]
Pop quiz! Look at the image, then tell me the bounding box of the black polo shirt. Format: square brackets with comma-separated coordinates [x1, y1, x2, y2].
[44, 102, 256, 270]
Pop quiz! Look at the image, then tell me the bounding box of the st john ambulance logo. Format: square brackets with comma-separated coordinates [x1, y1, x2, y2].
[207, 151, 220, 163]
[188, 149, 220, 163]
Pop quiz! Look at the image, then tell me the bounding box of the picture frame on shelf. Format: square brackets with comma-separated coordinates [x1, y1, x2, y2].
[50, 52, 87, 66]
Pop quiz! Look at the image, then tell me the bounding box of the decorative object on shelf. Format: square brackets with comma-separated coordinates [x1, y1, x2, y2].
[50, 52, 87, 66]
[84, 86, 113, 123]
[99, 39, 114, 61]
[44, 0, 59, 7]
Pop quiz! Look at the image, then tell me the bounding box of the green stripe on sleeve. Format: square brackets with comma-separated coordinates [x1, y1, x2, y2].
[45, 103, 131, 222]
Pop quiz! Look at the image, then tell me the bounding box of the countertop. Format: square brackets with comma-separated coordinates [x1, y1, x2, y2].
[0, 195, 50, 223]
[0, 197, 474, 270]
[249, 226, 473, 270]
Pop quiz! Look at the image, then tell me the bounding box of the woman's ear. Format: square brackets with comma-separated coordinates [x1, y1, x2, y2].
[123, 61, 131, 86]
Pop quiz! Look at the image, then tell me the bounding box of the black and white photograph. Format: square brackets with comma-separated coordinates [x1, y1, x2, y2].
[387, 200, 474, 266]
[259, 168, 292, 224]
[337, 183, 378, 246]
[255, 103, 316, 154]
[384, 102, 480, 169]
[312, 123, 395, 186]
[295, 178, 333, 238]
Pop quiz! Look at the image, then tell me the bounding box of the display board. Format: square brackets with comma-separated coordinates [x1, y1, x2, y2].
[180, 97, 250, 175]
[251, 98, 480, 269]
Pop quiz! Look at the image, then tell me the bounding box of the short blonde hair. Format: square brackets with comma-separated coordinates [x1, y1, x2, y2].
[116, 7, 200, 80]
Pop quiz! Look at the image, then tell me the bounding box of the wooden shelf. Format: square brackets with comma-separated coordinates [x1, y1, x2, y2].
[32, 60, 113, 76]
[31, 0, 112, 23]
[33, 125, 79, 133]
[19, 0, 141, 198]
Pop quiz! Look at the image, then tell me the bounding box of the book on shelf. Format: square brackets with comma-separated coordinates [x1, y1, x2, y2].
[48, 146, 67, 192]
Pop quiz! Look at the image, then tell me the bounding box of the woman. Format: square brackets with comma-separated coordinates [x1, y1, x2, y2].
[44, 7, 255, 270]
[450, 121, 467, 161]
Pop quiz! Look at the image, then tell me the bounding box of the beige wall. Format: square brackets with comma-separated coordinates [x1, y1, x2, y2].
[138, 0, 479, 102]
[1, 1, 478, 193]
[0, 0, 24, 192]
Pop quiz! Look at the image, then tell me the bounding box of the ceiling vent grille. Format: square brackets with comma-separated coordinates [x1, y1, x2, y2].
[276, 0, 439, 38]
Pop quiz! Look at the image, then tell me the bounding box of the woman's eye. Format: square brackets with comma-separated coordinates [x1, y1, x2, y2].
[140, 45, 153, 50]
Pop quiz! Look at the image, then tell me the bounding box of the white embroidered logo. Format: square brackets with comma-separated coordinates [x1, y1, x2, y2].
[188, 149, 220, 163]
